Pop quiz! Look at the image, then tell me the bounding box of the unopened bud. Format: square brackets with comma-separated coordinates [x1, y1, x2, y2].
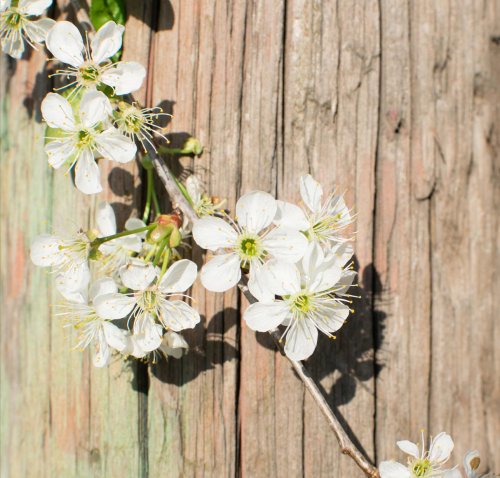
[88, 248, 103, 261]
[169, 228, 183, 248]
[146, 211, 183, 245]
[141, 154, 154, 170]
[181, 137, 203, 156]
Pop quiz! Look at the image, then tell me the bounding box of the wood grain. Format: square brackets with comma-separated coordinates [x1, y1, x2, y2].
[1, 0, 499, 477]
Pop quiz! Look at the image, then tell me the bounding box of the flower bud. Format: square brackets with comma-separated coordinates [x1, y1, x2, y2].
[181, 137, 203, 156]
[88, 248, 103, 261]
[169, 228, 183, 248]
[141, 154, 154, 170]
[146, 211, 183, 245]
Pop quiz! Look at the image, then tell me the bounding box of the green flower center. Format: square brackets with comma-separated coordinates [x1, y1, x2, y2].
[137, 290, 160, 313]
[287, 290, 314, 314]
[235, 233, 266, 263]
[411, 459, 432, 477]
[79, 65, 100, 83]
[76, 128, 96, 148]
[5, 11, 22, 27]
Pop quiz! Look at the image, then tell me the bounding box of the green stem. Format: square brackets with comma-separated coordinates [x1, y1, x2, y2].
[158, 146, 184, 156]
[160, 247, 171, 276]
[151, 180, 161, 218]
[143, 244, 157, 263]
[119, 286, 129, 294]
[142, 169, 154, 222]
[91, 225, 156, 248]
[165, 164, 195, 208]
[152, 237, 169, 268]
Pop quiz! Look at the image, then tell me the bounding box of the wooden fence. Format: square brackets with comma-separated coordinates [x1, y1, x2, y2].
[1, 0, 499, 476]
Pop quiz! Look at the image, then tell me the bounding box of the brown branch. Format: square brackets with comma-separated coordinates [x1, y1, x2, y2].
[69, 4, 379, 476]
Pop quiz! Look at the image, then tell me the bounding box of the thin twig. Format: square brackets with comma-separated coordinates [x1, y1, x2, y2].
[69, 4, 379, 476]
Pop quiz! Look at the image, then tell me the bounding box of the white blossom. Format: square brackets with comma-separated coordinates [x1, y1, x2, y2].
[0, 0, 55, 59]
[274, 174, 356, 247]
[159, 330, 188, 359]
[186, 175, 226, 218]
[53, 276, 130, 367]
[192, 190, 308, 302]
[379, 431, 455, 478]
[41, 90, 136, 194]
[94, 261, 200, 353]
[46, 20, 146, 96]
[30, 225, 92, 292]
[96, 202, 146, 279]
[243, 242, 356, 360]
[443, 450, 498, 478]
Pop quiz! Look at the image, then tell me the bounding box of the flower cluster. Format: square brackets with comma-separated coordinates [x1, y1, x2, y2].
[192, 175, 358, 360]
[380, 431, 498, 478]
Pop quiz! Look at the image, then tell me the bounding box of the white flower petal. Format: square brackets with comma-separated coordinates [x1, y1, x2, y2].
[46, 21, 84, 68]
[300, 174, 324, 213]
[30, 234, 64, 266]
[310, 265, 342, 293]
[101, 61, 146, 95]
[121, 331, 146, 358]
[284, 318, 318, 360]
[90, 21, 124, 63]
[429, 432, 454, 463]
[75, 150, 102, 195]
[273, 200, 309, 230]
[41, 93, 76, 130]
[94, 292, 136, 320]
[301, 241, 325, 275]
[45, 138, 75, 169]
[265, 259, 301, 296]
[336, 270, 357, 296]
[133, 314, 163, 353]
[95, 126, 137, 163]
[159, 300, 200, 332]
[310, 303, 349, 333]
[125, 217, 147, 236]
[2, 37, 24, 59]
[0, 1, 10, 12]
[235, 190, 277, 233]
[93, 329, 110, 367]
[379, 461, 411, 478]
[54, 273, 87, 303]
[327, 241, 354, 268]
[89, 277, 118, 302]
[80, 90, 112, 127]
[442, 471, 463, 478]
[200, 253, 241, 292]
[159, 259, 197, 293]
[186, 175, 201, 204]
[96, 202, 117, 236]
[120, 262, 155, 290]
[163, 330, 188, 350]
[248, 263, 274, 303]
[19, 0, 52, 15]
[102, 320, 128, 352]
[60, 260, 91, 292]
[192, 216, 237, 250]
[120, 235, 142, 253]
[396, 440, 420, 459]
[244, 301, 290, 332]
[24, 18, 56, 43]
[264, 227, 308, 263]
[464, 450, 481, 478]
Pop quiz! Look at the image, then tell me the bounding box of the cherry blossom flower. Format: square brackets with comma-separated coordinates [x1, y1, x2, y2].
[0, 0, 55, 58]
[96, 202, 146, 279]
[113, 101, 171, 151]
[95, 261, 200, 343]
[274, 174, 357, 246]
[443, 450, 499, 478]
[41, 90, 136, 194]
[46, 21, 146, 97]
[159, 330, 188, 359]
[186, 175, 226, 218]
[192, 190, 308, 302]
[30, 225, 92, 292]
[379, 431, 455, 478]
[53, 276, 130, 367]
[243, 242, 356, 360]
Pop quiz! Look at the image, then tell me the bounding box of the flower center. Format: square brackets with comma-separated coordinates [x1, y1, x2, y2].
[78, 64, 100, 84]
[75, 128, 97, 148]
[288, 290, 314, 314]
[4, 10, 23, 28]
[137, 289, 160, 313]
[235, 233, 265, 263]
[411, 459, 432, 477]
[305, 213, 343, 243]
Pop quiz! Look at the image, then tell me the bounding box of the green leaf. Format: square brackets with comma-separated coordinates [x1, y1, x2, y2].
[89, 0, 126, 60]
[90, 0, 126, 30]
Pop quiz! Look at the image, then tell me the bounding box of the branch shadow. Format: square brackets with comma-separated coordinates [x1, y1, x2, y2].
[126, 0, 175, 32]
